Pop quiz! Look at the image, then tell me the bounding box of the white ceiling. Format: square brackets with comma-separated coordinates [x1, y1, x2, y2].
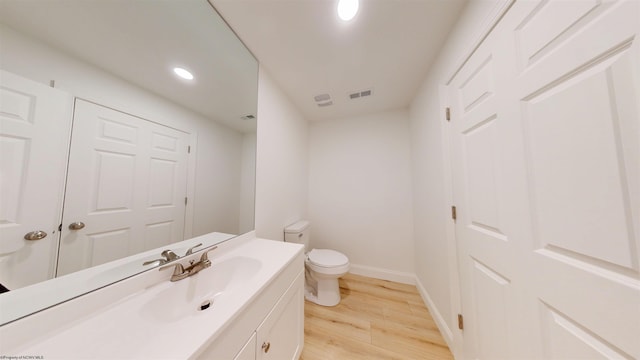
[0, 0, 258, 133]
[211, 0, 467, 122]
[0, 0, 466, 127]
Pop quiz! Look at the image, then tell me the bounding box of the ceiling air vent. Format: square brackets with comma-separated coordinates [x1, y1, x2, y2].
[349, 88, 373, 100]
[314, 94, 330, 102]
[314, 93, 333, 107]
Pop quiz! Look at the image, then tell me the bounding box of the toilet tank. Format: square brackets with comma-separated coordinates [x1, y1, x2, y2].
[284, 220, 310, 249]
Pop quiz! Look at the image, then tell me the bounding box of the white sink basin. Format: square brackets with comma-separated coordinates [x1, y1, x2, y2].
[140, 256, 262, 323]
[0, 233, 238, 326]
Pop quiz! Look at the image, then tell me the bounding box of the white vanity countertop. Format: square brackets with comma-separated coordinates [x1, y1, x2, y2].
[0, 236, 304, 359]
[0, 232, 238, 325]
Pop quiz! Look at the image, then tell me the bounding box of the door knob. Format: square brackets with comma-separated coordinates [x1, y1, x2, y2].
[68, 222, 85, 230]
[24, 230, 47, 241]
[262, 341, 271, 353]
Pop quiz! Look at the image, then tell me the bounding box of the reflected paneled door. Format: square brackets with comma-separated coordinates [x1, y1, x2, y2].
[0, 70, 73, 289]
[449, 0, 639, 358]
[57, 100, 190, 276]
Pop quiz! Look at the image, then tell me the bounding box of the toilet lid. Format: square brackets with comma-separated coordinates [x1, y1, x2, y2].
[307, 249, 349, 267]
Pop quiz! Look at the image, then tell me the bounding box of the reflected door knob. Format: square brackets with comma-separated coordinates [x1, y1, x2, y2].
[68, 222, 85, 230]
[24, 230, 47, 241]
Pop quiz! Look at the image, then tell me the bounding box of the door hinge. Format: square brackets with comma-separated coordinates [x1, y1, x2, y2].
[458, 314, 464, 330]
[58, 223, 62, 232]
[445, 107, 451, 121]
[451, 205, 457, 221]
[184, 197, 188, 205]
[187, 145, 191, 154]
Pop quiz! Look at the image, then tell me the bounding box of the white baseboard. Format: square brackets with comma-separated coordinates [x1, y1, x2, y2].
[415, 277, 454, 350]
[348, 264, 416, 285]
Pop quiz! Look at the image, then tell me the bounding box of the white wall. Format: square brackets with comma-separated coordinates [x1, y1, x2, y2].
[409, 74, 454, 341]
[254, 68, 309, 241]
[408, 0, 510, 354]
[239, 133, 257, 234]
[0, 24, 247, 237]
[308, 110, 415, 281]
[192, 122, 243, 236]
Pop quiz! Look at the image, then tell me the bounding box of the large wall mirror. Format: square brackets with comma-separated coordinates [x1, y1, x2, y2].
[0, 0, 258, 324]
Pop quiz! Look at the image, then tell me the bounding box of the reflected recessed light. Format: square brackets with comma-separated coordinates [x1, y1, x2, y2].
[337, 0, 359, 21]
[173, 67, 194, 80]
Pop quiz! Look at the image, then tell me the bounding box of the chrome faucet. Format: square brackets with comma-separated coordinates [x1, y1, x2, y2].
[142, 243, 201, 266]
[159, 245, 218, 282]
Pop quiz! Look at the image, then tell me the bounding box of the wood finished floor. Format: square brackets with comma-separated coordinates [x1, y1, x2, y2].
[300, 273, 453, 360]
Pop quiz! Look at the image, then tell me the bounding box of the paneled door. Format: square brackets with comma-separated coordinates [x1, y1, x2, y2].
[57, 100, 190, 276]
[449, 0, 639, 358]
[506, 0, 639, 358]
[448, 14, 524, 358]
[0, 70, 73, 289]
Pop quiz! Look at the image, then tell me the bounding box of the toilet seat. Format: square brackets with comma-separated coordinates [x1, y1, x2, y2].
[307, 249, 349, 267]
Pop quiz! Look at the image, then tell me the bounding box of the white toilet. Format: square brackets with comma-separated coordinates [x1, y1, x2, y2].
[284, 220, 350, 306]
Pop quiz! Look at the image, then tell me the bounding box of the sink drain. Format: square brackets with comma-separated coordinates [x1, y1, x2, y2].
[199, 299, 212, 311]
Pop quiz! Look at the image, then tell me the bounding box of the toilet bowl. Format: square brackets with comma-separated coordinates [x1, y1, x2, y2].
[284, 221, 350, 307]
[305, 248, 350, 306]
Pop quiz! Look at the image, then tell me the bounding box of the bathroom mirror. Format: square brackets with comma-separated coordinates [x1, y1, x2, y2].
[0, 0, 257, 324]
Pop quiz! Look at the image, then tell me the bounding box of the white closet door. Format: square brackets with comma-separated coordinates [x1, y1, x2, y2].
[57, 100, 189, 276]
[450, 0, 639, 358]
[0, 70, 72, 289]
[506, 0, 639, 358]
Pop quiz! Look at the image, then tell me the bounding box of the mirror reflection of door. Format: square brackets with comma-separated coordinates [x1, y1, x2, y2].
[0, 70, 72, 290]
[57, 100, 190, 276]
[0, 73, 191, 289]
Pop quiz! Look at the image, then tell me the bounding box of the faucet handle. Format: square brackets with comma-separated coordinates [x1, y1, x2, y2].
[197, 245, 218, 269]
[185, 243, 203, 256]
[161, 249, 179, 261]
[199, 245, 218, 261]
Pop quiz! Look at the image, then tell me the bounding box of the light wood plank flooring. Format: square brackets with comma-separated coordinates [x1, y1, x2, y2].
[300, 273, 453, 360]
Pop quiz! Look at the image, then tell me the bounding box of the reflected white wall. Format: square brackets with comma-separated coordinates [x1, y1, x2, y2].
[254, 68, 308, 241]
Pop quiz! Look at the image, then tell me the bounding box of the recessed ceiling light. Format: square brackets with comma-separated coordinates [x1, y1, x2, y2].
[173, 67, 194, 80]
[337, 0, 359, 21]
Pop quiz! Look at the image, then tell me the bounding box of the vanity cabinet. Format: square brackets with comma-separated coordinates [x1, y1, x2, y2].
[233, 333, 256, 360]
[195, 251, 304, 360]
[0, 238, 304, 359]
[231, 276, 303, 360]
[256, 273, 304, 360]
